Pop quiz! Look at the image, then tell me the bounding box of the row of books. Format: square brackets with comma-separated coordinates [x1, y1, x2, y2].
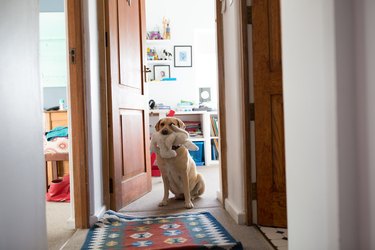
[211, 139, 219, 160]
[185, 121, 203, 138]
[210, 115, 219, 160]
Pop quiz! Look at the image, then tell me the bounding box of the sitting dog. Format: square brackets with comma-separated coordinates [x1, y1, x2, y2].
[154, 117, 205, 209]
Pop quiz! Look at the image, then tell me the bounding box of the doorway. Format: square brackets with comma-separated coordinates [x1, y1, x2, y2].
[143, 0, 222, 210]
[39, 1, 75, 248]
[99, 0, 226, 213]
[39, 0, 90, 248]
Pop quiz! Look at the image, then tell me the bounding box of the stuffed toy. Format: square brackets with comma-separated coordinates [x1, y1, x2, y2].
[170, 124, 199, 151]
[150, 124, 198, 158]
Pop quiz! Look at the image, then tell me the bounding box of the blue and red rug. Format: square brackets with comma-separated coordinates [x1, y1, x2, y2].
[82, 210, 243, 249]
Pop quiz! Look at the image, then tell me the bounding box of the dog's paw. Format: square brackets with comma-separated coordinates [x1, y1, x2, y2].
[159, 200, 168, 207]
[184, 201, 194, 209]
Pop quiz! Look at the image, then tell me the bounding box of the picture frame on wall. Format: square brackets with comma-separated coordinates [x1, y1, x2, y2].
[153, 65, 170, 81]
[174, 45, 192, 67]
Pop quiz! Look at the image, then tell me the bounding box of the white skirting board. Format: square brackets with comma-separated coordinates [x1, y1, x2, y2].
[216, 190, 223, 204]
[225, 198, 246, 225]
[89, 205, 107, 226]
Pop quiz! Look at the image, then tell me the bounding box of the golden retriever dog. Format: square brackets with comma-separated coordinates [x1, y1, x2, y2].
[154, 117, 205, 209]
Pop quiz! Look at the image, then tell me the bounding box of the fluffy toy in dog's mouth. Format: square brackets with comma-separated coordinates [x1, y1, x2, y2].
[150, 121, 198, 159]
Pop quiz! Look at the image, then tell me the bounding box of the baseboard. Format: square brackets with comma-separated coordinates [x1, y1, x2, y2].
[89, 205, 107, 226]
[224, 198, 246, 225]
[216, 190, 223, 204]
[67, 216, 75, 229]
[252, 200, 257, 224]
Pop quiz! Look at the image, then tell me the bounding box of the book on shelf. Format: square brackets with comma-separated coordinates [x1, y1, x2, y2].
[211, 138, 219, 160]
[210, 116, 219, 137]
[184, 120, 203, 138]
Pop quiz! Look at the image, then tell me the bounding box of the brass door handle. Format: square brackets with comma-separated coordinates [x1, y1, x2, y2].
[144, 65, 151, 82]
[144, 66, 151, 73]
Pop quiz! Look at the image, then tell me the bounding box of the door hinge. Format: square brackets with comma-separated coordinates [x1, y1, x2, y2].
[247, 6, 252, 25]
[252, 182, 257, 200]
[250, 103, 255, 121]
[105, 32, 108, 47]
[109, 178, 113, 194]
[69, 48, 76, 64]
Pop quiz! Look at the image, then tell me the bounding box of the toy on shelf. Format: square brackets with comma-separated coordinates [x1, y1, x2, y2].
[147, 26, 163, 40]
[162, 17, 171, 40]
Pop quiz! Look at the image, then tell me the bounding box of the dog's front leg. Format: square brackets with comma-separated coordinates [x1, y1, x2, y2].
[181, 172, 194, 209]
[159, 174, 170, 207]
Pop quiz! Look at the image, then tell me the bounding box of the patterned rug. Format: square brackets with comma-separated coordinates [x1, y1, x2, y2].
[82, 210, 243, 249]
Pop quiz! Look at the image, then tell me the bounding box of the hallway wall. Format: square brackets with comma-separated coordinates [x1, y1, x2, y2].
[282, 1, 340, 248]
[221, 0, 246, 223]
[82, 0, 105, 223]
[282, 0, 375, 249]
[355, 0, 375, 248]
[0, 1, 47, 249]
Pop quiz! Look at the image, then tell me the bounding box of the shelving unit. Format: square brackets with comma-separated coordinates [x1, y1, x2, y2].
[149, 110, 219, 166]
[146, 40, 174, 82]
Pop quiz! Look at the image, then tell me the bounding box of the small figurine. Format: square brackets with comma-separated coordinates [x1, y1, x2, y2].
[162, 17, 168, 39]
[166, 22, 171, 40]
[162, 17, 171, 40]
[163, 49, 173, 60]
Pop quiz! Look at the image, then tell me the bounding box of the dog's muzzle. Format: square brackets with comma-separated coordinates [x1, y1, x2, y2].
[161, 129, 169, 135]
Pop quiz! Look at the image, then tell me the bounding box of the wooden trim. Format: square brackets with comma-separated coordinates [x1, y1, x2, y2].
[97, 0, 111, 210]
[239, 0, 252, 225]
[216, 0, 228, 203]
[66, 0, 90, 229]
[45, 153, 69, 161]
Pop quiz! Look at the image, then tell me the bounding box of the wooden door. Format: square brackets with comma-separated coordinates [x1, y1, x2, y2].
[252, 0, 287, 227]
[105, 0, 151, 210]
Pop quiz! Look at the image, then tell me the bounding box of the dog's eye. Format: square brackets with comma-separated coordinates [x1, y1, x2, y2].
[160, 123, 164, 126]
[169, 123, 174, 126]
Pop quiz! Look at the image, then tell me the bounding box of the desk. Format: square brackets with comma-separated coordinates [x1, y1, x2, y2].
[44, 110, 68, 131]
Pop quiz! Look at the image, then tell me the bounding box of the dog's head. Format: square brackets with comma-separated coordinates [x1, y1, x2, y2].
[155, 117, 185, 135]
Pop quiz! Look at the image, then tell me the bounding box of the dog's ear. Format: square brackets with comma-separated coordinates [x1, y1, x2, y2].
[175, 118, 186, 129]
[155, 119, 162, 132]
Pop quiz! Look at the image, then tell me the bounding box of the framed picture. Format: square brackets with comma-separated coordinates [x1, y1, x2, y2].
[153, 65, 170, 81]
[174, 45, 192, 67]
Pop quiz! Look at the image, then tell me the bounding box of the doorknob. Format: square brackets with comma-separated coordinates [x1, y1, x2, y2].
[144, 65, 151, 82]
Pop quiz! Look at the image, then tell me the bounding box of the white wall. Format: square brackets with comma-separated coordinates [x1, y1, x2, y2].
[221, 0, 246, 224]
[82, 0, 105, 222]
[281, 1, 340, 249]
[0, 1, 47, 249]
[355, 1, 375, 248]
[334, 0, 359, 248]
[280, 0, 375, 248]
[146, 0, 217, 109]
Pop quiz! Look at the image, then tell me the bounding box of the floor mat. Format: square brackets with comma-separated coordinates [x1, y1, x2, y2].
[82, 210, 243, 249]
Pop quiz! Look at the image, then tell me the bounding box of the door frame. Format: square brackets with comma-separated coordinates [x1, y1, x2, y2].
[215, 0, 228, 206]
[98, 0, 229, 211]
[238, 0, 253, 225]
[65, 0, 90, 228]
